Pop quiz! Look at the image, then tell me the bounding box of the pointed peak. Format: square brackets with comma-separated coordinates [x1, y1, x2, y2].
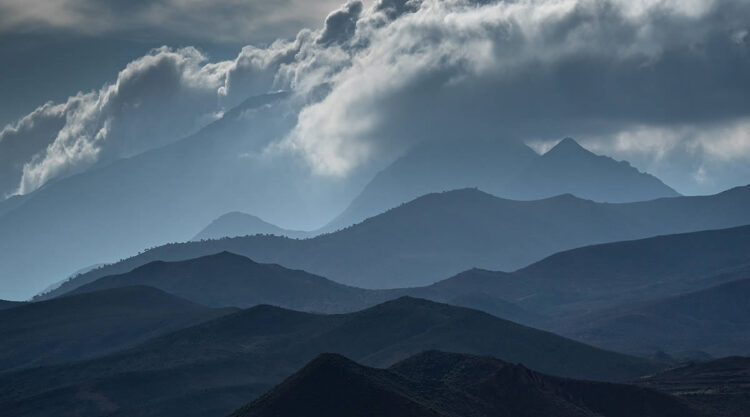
[548, 137, 587, 154]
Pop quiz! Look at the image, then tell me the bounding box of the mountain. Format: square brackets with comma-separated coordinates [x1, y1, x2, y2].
[0, 299, 23, 310]
[0, 91, 367, 300]
[0, 286, 231, 372]
[321, 138, 539, 232]
[322, 137, 677, 231]
[42, 185, 750, 293]
[503, 137, 680, 202]
[637, 356, 750, 417]
[192, 212, 309, 241]
[230, 351, 701, 417]
[70, 251, 383, 312]
[567, 274, 750, 357]
[0, 298, 658, 417]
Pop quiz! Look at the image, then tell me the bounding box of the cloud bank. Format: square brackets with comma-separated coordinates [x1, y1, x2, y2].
[2, 0, 750, 197]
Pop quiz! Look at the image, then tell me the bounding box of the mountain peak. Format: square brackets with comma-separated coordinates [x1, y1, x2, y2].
[546, 137, 588, 155]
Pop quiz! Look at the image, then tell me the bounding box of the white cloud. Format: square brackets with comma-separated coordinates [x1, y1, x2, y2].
[3, 0, 750, 197]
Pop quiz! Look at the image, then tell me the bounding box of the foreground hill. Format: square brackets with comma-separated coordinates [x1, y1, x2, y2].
[40, 185, 750, 293]
[637, 356, 750, 417]
[0, 286, 231, 372]
[0, 299, 23, 310]
[0, 298, 657, 417]
[323, 137, 677, 232]
[231, 351, 701, 417]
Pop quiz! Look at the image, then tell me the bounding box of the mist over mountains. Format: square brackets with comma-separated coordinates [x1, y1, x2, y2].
[1, 0, 750, 416]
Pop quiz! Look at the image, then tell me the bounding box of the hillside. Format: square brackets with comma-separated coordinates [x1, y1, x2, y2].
[42, 185, 750, 293]
[231, 351, 701, 417]
[637, 356, 750, 417]
[0, 286, 231, 372]
[567, 274, 750, 356]
[0, 298, 658, 417]
[71, 251, 384, 312]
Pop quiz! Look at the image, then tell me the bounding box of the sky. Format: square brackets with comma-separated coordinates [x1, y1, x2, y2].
[1, 0, 750, 198]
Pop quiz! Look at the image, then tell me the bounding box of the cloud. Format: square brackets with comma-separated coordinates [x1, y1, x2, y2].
[3, 0, 750, 197]
[4, 47, 230, 196]
[0, 0, 346, 43]
[280, 0, 750, 190]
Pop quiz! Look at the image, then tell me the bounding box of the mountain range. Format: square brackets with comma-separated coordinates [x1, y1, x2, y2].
[230, 351, 701, 417]
[0, 286, 232, 372]
[39, 224, 750, 358]
[0, 297, 658, 417]
[321, 137, 679, 232]
[42, 184, 750, 293]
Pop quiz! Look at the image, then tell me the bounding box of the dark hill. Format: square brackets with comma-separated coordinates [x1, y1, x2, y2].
[637, 356, 750, 417]
[0, 298, 658, 417]
[568, 274, 750, 357]
[230, 351, 701, 417]
[40, 185, 750, 294]
[0, 286, 231, 372]
[0, 299, 23, 310]
[71, 251, 382, 312]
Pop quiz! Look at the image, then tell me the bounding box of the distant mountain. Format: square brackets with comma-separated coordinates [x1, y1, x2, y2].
[568, 274, 750, 357]
[503, 137, 680, 202]
[43, 185, 750, 292]
[231, 351, 701, 417]
[322, 138, 539, 232]
[0, 286, 231, 372]
[428, 225, 750, 317]
[323, 137, 678, 231]
[0, 298, 658, 417]
[0, 91, 365, 300]
[637, 356, 750, 417]
[192, 212, 309, 241]
[71, 251, 382, 312]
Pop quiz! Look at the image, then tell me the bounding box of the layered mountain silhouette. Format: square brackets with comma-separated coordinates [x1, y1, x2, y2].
[192, 212, 308, 241]
[230, 351, 701, 417]
[322, 137, 678, 232]
[568, 273, 750, 357]
[637, 356, 750, 417]
[0, 298, 657, 417]
[70, 251, 382, 312]
[43, 185, 750, 292]
[0, 286, 231, 372]
[0, 91, 366, 300]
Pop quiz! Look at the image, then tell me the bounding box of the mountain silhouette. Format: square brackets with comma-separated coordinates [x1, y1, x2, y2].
[42, 185, 750, 293]
[568, 273, 750, 357]
[0, 298, 657, 417]
[231, 351, 702, 417]
[503, 137, 679, 202]
[192, 212, 308, 241]
[0, 299, 23, 310]
[322, 137, 678, 231]
[71, 251, 381, 312]
[0, 286, 232, 372]
[637, 356, 750, 417]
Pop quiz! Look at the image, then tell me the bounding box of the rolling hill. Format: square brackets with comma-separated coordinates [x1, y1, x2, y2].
[0, 286, 232, 372]
[637, 356, 750, 417]
[0, 298, 658, 417]
[41, 184, 750, 293]
[192, 212, 308, 241]
[230, 351, 701, 417]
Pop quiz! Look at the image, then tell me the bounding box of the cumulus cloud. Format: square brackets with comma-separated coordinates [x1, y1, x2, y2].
[3, 0, 750, 197]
